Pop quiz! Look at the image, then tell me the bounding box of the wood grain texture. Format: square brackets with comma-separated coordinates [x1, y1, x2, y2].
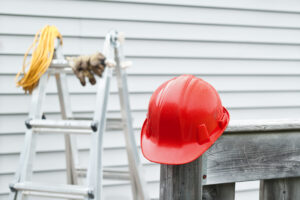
[205, 131, 300, 184]
[226, 119, 300, 132]
[260, 178, 300, 200]
[203, 183, 235, 200]
[159, 157, 203, 200]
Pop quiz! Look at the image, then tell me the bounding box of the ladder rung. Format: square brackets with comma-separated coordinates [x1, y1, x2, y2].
[12, 182, 91, 197]
[49, 59, 73, 74]
[27, 119, 95, 130]
[33, 128, 93, 135]
[22, 191, 84, 200]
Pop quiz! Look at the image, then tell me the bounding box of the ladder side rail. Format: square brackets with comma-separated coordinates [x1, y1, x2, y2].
[20, 73, 50, 200]
[56, 72, 79, 185]
[54, 40, 79, 185]
[9, 72, 50, 200]
[113, 38, 149, 200]
[113, 43, 138, 200]
[85, 67, 113, 200]
[9, 72, 48, 184]
[54, 50, 72, 119]
[86, 31, 114, 200]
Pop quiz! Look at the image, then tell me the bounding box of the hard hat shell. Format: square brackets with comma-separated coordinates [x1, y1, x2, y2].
[141, 75, 230, 165]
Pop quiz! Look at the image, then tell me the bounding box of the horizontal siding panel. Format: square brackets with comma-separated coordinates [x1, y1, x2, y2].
[4, 15, 300, 44]
[1, 91, 300, 114]
[235, 189, 259, 200]
[0, 130, 141, 154]
[1, 75, 97, 94]
[105, 0, 300, 13]
[2, 75, 300, 95]
[0, 150, 156, 176]
[2, 55, 300, 75]
[0, 147, 153, 174]
[236, 181, 260, 191]
[109, 0, 300, 13]
[2, 1, 300, 28]
[3, 35, 300, 59]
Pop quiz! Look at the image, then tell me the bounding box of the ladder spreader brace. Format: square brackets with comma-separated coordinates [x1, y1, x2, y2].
[9, 30, 149, 200]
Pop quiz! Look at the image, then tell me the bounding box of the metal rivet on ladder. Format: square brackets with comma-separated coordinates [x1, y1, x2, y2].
[91, 121, 98, 132]
[25, 118, 32, 129]
[9, 183, 16, 192]
[87, 189, 94, 199]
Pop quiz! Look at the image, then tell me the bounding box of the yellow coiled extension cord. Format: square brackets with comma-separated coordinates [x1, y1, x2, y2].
[15, 25, 63, 93]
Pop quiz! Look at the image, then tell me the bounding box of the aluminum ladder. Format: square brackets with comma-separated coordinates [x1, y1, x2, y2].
[9, 30, 149, 200]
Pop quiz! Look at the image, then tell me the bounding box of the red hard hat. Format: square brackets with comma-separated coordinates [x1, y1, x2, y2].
[141, 75, 230, 165]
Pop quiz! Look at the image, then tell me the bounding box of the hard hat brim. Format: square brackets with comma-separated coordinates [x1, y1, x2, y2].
[141, 107, 230, 165]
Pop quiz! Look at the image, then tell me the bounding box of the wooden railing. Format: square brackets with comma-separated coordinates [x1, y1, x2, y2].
[160, 119, 300, 200]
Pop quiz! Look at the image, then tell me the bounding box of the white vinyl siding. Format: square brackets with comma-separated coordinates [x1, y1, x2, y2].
[1, 0, 300, 199]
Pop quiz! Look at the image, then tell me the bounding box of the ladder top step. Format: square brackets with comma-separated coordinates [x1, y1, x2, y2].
[50, 59, 70, 68]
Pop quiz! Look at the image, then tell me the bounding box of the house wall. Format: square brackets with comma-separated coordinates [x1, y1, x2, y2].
[2, 0, 300, 199]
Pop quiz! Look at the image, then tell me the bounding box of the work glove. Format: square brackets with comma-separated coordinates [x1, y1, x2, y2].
[89, 52, 106, 77]
[71, 52, 106, 86]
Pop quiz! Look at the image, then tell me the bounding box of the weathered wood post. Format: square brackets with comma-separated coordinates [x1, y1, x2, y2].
[159, 153, 236, 200]
[260, 177, 300, 199]
[160, 157, 203, 200]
